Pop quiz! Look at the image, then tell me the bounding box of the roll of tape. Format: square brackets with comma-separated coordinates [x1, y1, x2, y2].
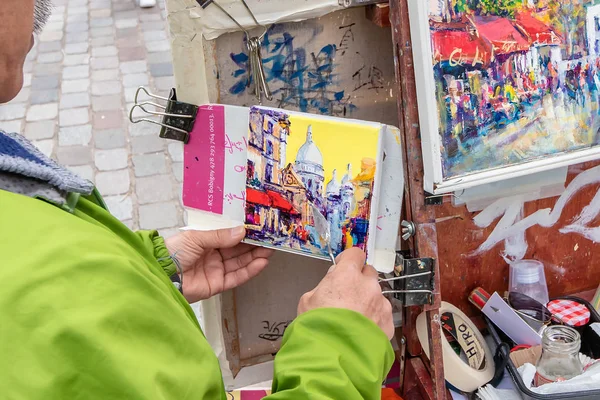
[416, 302, 495, 393]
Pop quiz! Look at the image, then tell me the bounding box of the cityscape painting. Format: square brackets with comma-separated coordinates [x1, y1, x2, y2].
[412, 0, 600, 192]
[244, 107, 381, 260]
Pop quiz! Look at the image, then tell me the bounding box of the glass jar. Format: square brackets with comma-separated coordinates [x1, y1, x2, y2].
[535, 326, 583, 387]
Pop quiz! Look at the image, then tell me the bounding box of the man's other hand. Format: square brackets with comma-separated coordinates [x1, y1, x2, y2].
[166, 227, 274, 303]
[298, 248, 394, 340]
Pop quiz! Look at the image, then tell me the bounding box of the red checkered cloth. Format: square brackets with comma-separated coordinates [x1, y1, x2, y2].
[547, 299, 591, 327]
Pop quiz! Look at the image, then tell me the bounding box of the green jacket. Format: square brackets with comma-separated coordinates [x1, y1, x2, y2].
[0, 189, 394, 399]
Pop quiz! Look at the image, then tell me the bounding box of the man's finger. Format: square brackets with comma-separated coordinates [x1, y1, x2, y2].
[334, 247, 366, 272]
[222, 247, 274, 273]
[187, 226, 246, 250]
[220, 243, 253, 261]
[223, 258, 269, 292]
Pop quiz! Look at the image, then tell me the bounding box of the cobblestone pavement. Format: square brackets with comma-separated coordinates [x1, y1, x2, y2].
[0, 0, 184, 238]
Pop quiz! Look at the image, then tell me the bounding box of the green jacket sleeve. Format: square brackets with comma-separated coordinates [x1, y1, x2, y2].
[134, 229, 179, 278]
[266, 308, 394, 399]
[0, 190, 227, 400]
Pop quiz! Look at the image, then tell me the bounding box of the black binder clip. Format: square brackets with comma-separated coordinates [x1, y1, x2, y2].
[129, 87, 199, 144]
[379, 253, 435, 306]
[195, 0, 214, 8]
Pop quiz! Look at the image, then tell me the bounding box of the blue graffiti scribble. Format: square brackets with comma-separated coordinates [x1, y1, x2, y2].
[228, 26, 357, 117]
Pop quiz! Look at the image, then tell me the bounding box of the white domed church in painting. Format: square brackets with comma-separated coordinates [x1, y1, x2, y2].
[294, 125, 325, 202]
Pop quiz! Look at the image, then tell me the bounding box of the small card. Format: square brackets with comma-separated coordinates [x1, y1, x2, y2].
[509, 346, 542, 369]
[182, 104, 404, 273]
[483, 292, 542, 346]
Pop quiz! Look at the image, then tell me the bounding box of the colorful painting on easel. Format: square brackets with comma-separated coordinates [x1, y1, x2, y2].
[429, 0, 600, 178]
[244, 107, 380, 259]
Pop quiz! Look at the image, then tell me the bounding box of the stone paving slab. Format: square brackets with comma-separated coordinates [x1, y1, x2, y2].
[0, 0, 183, 236]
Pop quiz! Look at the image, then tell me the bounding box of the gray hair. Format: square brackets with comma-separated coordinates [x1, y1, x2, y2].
[33, 0, 53, 33]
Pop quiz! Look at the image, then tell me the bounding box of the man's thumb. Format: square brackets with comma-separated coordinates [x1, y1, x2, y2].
[188, 226, 246, 249]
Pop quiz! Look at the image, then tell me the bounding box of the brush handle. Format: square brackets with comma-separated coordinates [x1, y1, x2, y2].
[469, 287, 491, 311]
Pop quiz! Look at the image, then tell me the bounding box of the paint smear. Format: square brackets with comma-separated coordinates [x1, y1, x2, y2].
[473, 164, 600, 255]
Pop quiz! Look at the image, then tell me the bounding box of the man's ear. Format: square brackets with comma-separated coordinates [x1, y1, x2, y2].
[0, 0, 36, 103]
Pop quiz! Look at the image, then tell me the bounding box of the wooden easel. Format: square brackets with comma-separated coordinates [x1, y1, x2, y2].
[385, 1, 600, 398]
[166, 1, 600, 396]
[389, 0, 446, 398]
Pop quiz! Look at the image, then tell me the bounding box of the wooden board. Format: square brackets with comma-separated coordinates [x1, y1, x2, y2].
[222, 252, 330, 374]
[388, 1, 446, 398]
[437, 161, 600, 314]
[214, 7, 399, 127]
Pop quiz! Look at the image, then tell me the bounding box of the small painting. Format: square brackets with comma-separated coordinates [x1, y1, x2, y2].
[412, 0, 600, 192]
[244, 107, 381, 260]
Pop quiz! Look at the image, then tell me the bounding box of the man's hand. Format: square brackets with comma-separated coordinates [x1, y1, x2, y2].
[298, 248, 394, 340]
[165, 227, 274, 303]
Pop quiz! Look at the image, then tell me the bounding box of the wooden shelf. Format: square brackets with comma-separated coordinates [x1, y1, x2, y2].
[366, 4, 390, 28]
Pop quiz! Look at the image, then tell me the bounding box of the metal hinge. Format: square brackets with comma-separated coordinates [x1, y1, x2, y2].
[380, 253, 435, 306]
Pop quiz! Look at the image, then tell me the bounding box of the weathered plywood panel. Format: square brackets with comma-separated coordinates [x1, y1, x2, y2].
[233, 252, 330, 362]
[215, 8, 399, 127]
[437, 161, 600, 314]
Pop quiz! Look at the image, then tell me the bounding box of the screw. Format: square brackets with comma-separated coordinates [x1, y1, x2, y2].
[401, 220, 416, 241]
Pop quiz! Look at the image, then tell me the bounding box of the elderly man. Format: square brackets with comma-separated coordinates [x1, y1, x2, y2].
[0, 1, 394, 399]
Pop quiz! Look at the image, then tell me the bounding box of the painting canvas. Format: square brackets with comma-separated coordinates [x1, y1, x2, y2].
[410, 0, 600, 193]
[244, 106, 382, 260]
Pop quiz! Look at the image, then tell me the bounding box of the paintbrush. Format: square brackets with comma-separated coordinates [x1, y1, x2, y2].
[310, 203, 336, 265]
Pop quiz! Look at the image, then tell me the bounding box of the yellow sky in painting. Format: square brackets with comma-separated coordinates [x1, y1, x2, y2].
[286, 114, 380, 183]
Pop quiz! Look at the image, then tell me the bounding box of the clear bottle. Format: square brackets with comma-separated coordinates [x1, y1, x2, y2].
[509, 260, 549, 305]
[535, 326, 583, 387]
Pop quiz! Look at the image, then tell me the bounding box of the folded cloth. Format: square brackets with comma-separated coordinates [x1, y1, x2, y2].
[519, 361, 600, 395]
[477, 385, 523, 400]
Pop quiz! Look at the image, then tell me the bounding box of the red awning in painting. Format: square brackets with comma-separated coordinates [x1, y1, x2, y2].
[266, 190, 299, 215]
[431, 28, 494, 68]
[515, 12, 562, 46]
[472, 16, 530, 55]
[246, 188, 271, 206]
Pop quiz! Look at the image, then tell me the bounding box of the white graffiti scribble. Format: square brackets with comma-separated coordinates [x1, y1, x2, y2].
[472, 165, 600, 257]
[561, 186, 600, 243]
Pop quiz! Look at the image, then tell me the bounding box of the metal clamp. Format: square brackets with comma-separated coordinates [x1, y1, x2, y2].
[380, 253, 435, 306]
[339, 0, 388, 7]
[197, 0, 272, 103]
[129, 87, 199, 144]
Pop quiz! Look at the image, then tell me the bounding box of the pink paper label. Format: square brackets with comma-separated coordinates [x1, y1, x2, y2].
[183, 105, 225, 214]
